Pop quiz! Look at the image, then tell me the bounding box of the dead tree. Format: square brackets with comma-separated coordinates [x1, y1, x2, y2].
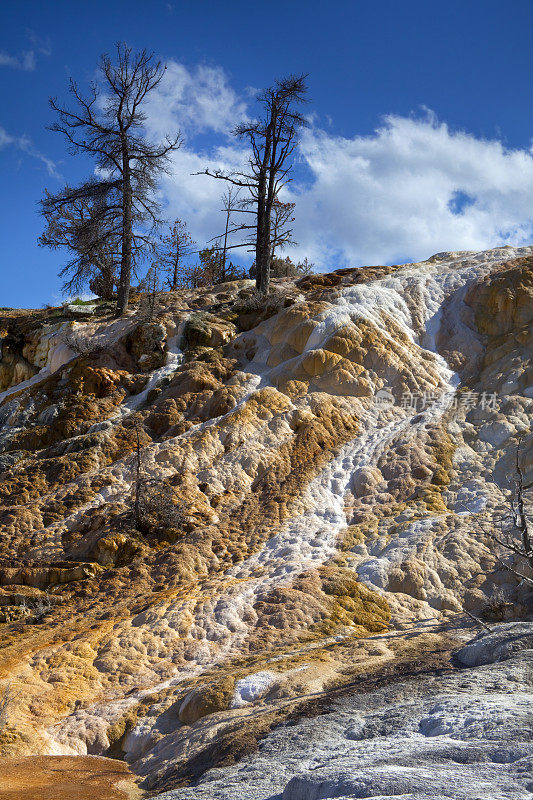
[203, 189, 248, 285]
[48, 43, 182, 316]
[158, 218, 195, 291]
[468, 438, 533, 587]
[132, 420, 183, 535]
[133, 420, 144, 527]
[0, 683, 20, 731]
[491, 438, 533, 579]
[139, 259, 163, 321]
[199, 75, 308, 295]
[219, 187, 240, 282]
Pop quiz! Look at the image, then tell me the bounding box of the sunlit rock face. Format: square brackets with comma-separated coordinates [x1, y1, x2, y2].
[0, 249, 531, 795]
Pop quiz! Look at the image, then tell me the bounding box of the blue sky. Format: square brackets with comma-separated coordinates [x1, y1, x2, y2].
[2, 0, 533, 307]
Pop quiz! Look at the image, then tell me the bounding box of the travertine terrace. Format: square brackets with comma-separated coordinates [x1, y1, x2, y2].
[0, 247, 531, 798]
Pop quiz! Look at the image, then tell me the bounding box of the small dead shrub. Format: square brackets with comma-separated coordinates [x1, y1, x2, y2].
[0, 683, 19, 731]
[135, 478, 184, 537]
[233, 288, 291, 315]
[20, 593, 53, 624]
[61, 329, 103, 357]
[482, 586, 508, 621]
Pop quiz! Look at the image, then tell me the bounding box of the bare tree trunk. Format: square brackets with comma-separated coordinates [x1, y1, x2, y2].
[256, 208, 272, 295]
[101, 262, 115, 300]
[133, 422, 142, 526]
[515, 446, 533, 569]
[116, 146, 133, 315]
[255, 116, 274, 295]
[172, 246, 179, 290]
[259, 153, 277, 294]
[255, 180, 272, 293]
[221, 212, 229, 283]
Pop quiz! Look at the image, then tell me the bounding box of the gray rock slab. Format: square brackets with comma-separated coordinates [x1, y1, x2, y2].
[154, 625, 533, 800]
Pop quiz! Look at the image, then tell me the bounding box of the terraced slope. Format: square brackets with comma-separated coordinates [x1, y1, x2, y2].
[0, 247, 531, 796]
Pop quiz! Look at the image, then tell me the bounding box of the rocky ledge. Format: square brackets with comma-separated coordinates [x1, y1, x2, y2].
[156, 623, 533, 800]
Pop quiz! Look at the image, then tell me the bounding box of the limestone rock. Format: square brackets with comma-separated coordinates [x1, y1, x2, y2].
[455, 622, 533, 667]
[178, 677, 235, 725]
[128, 322, 167, 371]
[183, 313, 236, 350]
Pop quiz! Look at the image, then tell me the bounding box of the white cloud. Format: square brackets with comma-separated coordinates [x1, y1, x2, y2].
[144, 61, 247, 141]
[157, 143, 251, 257]
[27, 31, 52, 56]
[0, 49, 35, 70]
[0, 125, 60, 178]
[0, 127, 13, 148]
[0, 34, 51, 71]
[143, 66, 533, 270]
[142, 61, 250, 258]
[288, 113, 533, 267]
